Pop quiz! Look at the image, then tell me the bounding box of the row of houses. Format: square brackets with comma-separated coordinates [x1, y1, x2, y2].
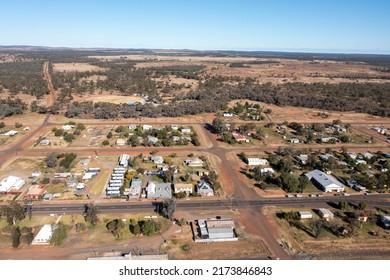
[126, 179, 214, 200]
[107, 167, 126, 197]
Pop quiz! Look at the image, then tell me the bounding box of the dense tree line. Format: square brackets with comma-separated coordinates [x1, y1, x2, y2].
[0, 61, 49, 98]
[0, 97, 27, 118]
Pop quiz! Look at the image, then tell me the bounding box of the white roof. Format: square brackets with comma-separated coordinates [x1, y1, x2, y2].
[0, 176, 25, 192]
[247, 158, 268, 166]
[32, 224, 53, 245]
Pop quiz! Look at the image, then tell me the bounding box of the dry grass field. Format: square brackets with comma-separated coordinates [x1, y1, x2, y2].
[71, 94, 143, 104]
[53, 63, 105, 72]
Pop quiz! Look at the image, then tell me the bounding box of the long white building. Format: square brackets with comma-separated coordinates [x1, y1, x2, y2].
[0, 176, 25, 193]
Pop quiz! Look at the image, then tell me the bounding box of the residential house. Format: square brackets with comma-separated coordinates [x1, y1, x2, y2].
[128, 124, 137, 130]
[3, 130, 18, 136]
[142, 124, 153, 131]
[76, 183, 85, 190]
[260, 168, 275, 174]
[223, 112, 234, 117]
[119, 154, 130, 167]
[305, 169, 345, 192]
[128, 179, 142, 200]
[299, 211, 313, 219]
[320, 153, 336, 162]
[318, 208, 334, 220]
[181, 128, 191, 134]
[197, 181, 214, 197]
[184, 157, 204, 167]
[24, 185, 46, 199]
[115, 139, 126, 146]
[247, 158, 268, 166]
[42, 194, 53, 201]
[147, 136, 158, 144]
[318, 137, 337, 143]
[276, 125, 287, 130]
[356, 159, 367, 165]
[171, 125, 179, 130]
[346, 152, 357, 159]
[358, 212, 369, 223]
[295, 154, 309, 165]
[62, 125, 73, 131]
[333, 125, 347, 133]
[146, 182, 172, 199]
[363, 152, 374, 160]
[289, 138, 300, 144]
[151, 155, 164, 164]
[174, 183, 193, 195]
[346, 179, 367, 191]
[232, 133, 249, 143]
[39, 139, 50, 146]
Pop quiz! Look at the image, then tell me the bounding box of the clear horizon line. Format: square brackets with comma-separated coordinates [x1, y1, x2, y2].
[1, 44, 390, 56]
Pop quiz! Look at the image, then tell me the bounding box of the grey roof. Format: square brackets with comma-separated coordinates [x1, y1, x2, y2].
[305, 169, 344, 191]
[147, 182, 172, 199]
[207, 227, 235, 239]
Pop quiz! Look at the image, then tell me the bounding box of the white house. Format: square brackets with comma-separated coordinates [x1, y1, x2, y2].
[363, 152, 374, 160]
[151, 155, 164, 164]
[184, 157, 204, 167]
[305, 169, 345, 192]
[171, 125, 179, 130]
[289, 138, 300, 144]
[3, 130, 18, 136]
[62, 125, 73, 131]
[115, 139, 126, 146]
[128, 124, 137, 130]
[356, 159, 367, 165]
[119, 154, 130, 167]
[128, 179, 142, 199]
[142, 124, 153, 131]
[39, 139, 50, 146]
[223, 112, 234, 117]
[174, 183, 193, 195]
[260, 168, 275, 174]
[0, 176, 25, 193]
[147, 136, 158, 144]
[346, 152, 357, 159]
[76, 183, 85, 190]
[299, 211, 313, 219]
[32, 224, 53, 245]
[181, 128, 191, 134]
[318, 208, 334, 220]
[247, 158, 268, 166]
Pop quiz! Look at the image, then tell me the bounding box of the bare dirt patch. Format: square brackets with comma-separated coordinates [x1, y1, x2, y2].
[71, 94, 143, 104]
[53, 63, 105, 72]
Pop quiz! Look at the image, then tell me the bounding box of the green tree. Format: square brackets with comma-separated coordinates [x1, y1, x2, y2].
[50, 223, 68, 246]
[54, 129, 64, 137]
[83, 203, 99, 227]
[63, 133, 75, 143]
[75, 223, 87, 233]
[129, 223, 141, 236]
[45, 152, 58, 168]
[339, 201, 349, 210]
[11, 226, 21, 248]
[76, 123, 85, 131]
[358, 201, 367, 211]
[102, 140, 109, 146]
[212, 116, 227, 134]
[107, 131, 113, 139]
[140, 220, 161, 236]
[0, 122, 5, 129]
[1, 201, 26, 225]
[106, 219, 125, 238]
[161, 199, 176, 220]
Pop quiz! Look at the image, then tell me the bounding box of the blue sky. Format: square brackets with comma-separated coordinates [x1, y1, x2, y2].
[1, 0, 389, 53]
